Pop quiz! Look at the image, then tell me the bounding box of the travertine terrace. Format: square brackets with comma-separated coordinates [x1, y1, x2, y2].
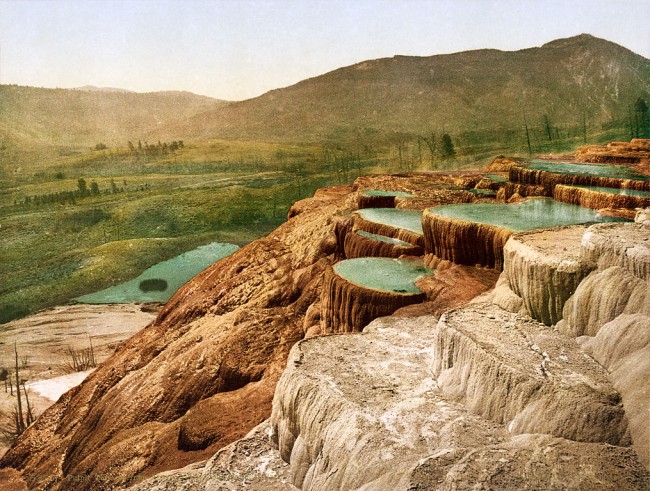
[2, 141, 649, 490]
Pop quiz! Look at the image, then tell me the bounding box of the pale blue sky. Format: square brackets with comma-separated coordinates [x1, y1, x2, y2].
[1, 0, 649, 100]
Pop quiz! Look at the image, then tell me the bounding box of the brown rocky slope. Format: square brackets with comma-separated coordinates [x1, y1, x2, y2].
[0, 186, 352, 489]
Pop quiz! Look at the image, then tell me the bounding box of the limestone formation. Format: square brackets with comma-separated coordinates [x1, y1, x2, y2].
[500, 182, 548, 201]
[554, 184, 650, 213]
[580, 222, 650, 280]
[422, 208, 512, 269]
[432, 304, 629, 444]
[553, 222, 650, 470]
[575, 138, 650, 164]
[509, 165, 650, 193]
[269, 315, 647, 490]
[319, 264, 426, 333]
[502, 226, 594, 325]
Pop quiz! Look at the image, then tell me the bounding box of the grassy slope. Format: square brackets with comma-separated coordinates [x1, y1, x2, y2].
[1, 139, 426, 323]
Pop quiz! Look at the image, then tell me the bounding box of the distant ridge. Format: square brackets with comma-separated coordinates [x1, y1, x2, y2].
[0, 85, 227, 148]
[155, 34, 649, 145]
[1, 35, 648, 150]
[73, 85, 136, 93]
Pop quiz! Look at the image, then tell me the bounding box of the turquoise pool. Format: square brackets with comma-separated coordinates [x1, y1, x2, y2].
[334, 257, 433, 294]
[429, 198, 628, 233]
[76, 242, 239, 304]
[524, 159, 650, 181]
[357, 208, 423, 234]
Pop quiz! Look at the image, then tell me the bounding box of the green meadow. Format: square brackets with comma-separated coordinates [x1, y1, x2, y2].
[1, 139, 410, 322]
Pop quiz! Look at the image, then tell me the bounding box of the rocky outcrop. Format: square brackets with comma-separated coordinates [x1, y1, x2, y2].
[422, 208, 512, 269]
[0, 186, 352, 490]
[580, 314, 650, 469]
[432, 304, 628, 444]
[319, 265, 426, 333]
[580, 222, 650, 280]
[502, 226, 594, 325]
[269, 314, 646, 490]
[554, 184, 650, 212]
[343, 230, 423, 258]
[484, 157, 520, 173]
[553, 221, 650, 469]
[127, 421, 293, 491]
[509, 165, 650, 192]
[394, 190, 476, 210]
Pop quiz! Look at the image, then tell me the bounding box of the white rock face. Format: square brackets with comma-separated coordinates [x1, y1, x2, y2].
[502, 226, 593, 325]
[557, 222, 650, 470]
[269, 314, 647, 490]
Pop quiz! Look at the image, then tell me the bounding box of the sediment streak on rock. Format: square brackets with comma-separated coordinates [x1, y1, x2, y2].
[422, 208, 512, 269]
[509, 166, 650, 193]
[319, 265, 426, 333]
[353, 214, 424, 247]
[554, 184, 650, 211]
[343, 230, 423, 258]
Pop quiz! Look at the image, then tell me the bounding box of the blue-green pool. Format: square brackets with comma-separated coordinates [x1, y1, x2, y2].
[572, 185, 650, 198]
[524, 159, 650, 181]
[356, 230, 413, 247]
[357, 208, 423, 234]
[76, 242, 239, 304]
[429, 198, 628, 233]
[334, 257, 433, 294]
[363, 190, 416, 197]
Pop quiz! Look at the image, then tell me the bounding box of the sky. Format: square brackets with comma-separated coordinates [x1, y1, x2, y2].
[1, 0, 649, 101]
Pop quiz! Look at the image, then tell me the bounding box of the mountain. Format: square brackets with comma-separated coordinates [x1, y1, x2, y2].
[0, 85, 228, 149]
[73, 85, 136, 93]
[158, 34, 650, 146]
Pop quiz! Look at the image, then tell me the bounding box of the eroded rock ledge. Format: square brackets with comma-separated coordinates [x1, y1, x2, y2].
[501, 226, 593, 325]
[269, 311, 646, 490]
[422, 209, 512, 269]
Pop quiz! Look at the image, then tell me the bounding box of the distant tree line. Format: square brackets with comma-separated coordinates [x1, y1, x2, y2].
[16, 177, 150, 207]
[127, 139, 184, 157]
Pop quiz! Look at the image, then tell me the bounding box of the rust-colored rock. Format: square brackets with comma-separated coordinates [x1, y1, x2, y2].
[319, 265, 426, 333]
[393, 264, 500, 319]
[0, 186, 351, 490]
[500, 182, 548, 201]
[422, 208, 512, 269]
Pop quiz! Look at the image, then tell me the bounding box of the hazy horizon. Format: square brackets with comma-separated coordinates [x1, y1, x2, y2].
[1, 0, 649, 101]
